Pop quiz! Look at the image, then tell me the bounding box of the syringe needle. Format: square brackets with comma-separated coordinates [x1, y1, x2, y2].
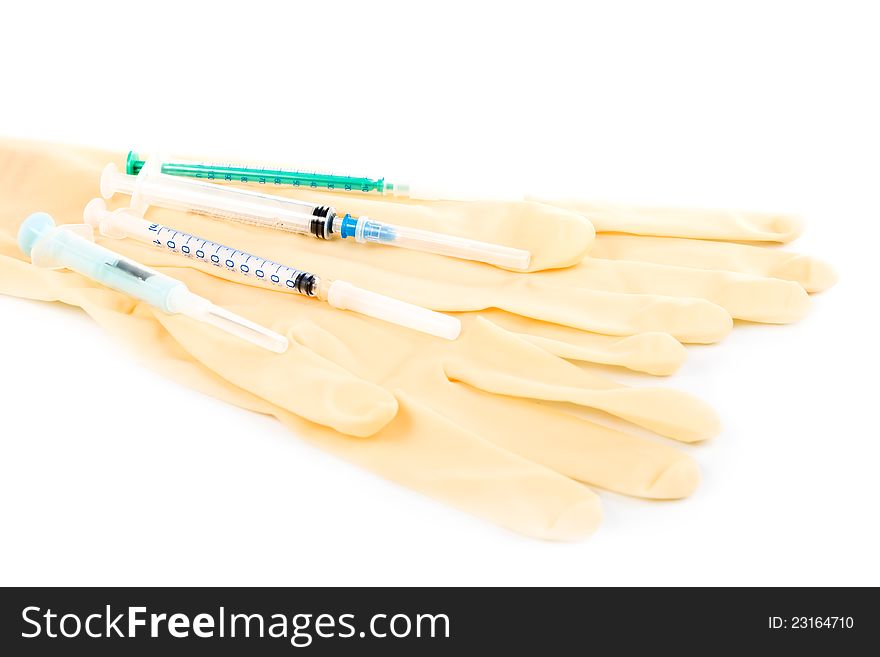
[201, 304, 289, 354]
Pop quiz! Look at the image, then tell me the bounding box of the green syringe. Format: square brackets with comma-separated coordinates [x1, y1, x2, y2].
[124, 152, 522, 202]
[126, 151, 411, 198]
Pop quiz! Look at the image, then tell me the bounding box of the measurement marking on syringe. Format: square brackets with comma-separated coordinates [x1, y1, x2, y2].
[138, 221, 319, 296]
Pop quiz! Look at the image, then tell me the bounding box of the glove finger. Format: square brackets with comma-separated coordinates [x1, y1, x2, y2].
[277, 391, 603, 541]
[530, 198, 803, 243]
[540, 257, 812, 323]
[0, 255, 398, 438]
[151, 308, 398, 438]
[0, 254, 278, 419]
[467, 309, 687, 376]
[160, 348, 607, 541]
[428, 381, 701, 499]
[443, 318, 720, 443]
[591, 234, 838, 294]
[280, 301, 718, 442]
[494, 281, 732, 344]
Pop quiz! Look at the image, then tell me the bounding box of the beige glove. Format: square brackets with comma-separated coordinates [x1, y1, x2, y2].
[0, 139, 719, 541]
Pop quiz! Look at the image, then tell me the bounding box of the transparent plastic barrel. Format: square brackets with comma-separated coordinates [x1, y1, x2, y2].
[102, 163, 319, 236]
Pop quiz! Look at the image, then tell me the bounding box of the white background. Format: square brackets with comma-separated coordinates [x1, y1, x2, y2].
[1, 1, 878, 586]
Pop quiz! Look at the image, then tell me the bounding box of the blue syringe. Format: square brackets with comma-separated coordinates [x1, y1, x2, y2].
[101, 160, 531, 270]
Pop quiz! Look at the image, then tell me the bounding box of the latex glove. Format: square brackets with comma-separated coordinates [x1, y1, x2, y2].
[0, 140, 719, 541]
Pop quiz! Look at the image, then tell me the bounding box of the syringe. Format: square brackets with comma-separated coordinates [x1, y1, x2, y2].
[104, 159, 530, 270]
[83, 199, 462, 341]
[17, 212, 289, 353]
[127, 151, 399, 196]
[125, 151, 523, 203]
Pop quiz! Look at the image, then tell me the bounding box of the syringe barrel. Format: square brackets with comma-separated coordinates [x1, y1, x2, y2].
[102, 163, 329, 238]
[18, 212, 184, 312]
[84, 199, 321, 298]
[126, 151, 391, 195]
[337, 215, 532, 270]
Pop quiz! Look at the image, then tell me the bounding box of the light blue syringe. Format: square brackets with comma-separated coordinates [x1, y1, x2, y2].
[17, 212, 289, 353]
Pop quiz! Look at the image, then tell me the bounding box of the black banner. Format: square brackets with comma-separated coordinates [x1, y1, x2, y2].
[0, 587, 875, 654]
